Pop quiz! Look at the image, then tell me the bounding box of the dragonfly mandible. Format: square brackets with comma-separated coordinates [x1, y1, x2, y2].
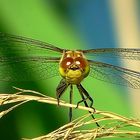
[0, 32, 140, 125]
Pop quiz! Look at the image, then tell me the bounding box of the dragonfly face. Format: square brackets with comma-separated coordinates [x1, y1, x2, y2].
[59, 50, 90, 84]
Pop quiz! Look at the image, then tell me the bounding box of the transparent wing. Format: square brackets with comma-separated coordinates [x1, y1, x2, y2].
[89, 60, 140, 88]
[0, 32, 63, 57]
[0, 32, 63, 81]
[81, 48, 140, 60]
[0, 57, 60, 81]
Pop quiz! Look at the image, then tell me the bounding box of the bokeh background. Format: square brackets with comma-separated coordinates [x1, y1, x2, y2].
[0, 0, 139, 140]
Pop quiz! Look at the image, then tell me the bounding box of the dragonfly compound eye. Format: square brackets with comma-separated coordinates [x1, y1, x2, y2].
[75, 57, 87, 69]
[60, 57, 74, 69]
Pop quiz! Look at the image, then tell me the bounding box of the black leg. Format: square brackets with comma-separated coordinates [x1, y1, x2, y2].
[69, 84, 73, 122]
[76, 97, 88, 109]
[56, 79, 69, 105]
[79, 84, 94, 108]
[77, 84, 100, 127]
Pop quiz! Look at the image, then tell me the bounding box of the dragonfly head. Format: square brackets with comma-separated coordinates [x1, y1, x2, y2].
[59, 51, 90, 84]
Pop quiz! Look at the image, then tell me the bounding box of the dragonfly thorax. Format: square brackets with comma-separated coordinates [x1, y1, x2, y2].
[59, 51, 90, 84]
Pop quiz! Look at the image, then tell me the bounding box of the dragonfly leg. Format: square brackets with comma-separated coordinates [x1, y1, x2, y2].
[76, 97, 88, 109]
[77, 84, 94, 108]
[56, 79, 69, 106]
[77, 84, 100, 127]
[69, 84, 73, 122]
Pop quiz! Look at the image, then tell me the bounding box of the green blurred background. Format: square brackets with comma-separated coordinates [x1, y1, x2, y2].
[0, 0, 139, 140]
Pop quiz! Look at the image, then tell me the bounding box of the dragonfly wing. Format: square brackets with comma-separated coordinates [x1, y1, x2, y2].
[89, 60, 140, 88]
[0, 32, 63, 57]
[82, 48, 140, 60]
[0, 57, 60, 81]
[0, 33, 62, 81]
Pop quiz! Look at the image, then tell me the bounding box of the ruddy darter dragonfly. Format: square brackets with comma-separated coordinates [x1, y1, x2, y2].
[0, 32, 140, 125]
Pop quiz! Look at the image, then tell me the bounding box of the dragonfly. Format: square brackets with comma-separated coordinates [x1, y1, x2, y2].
[0, 32, 140, 126]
